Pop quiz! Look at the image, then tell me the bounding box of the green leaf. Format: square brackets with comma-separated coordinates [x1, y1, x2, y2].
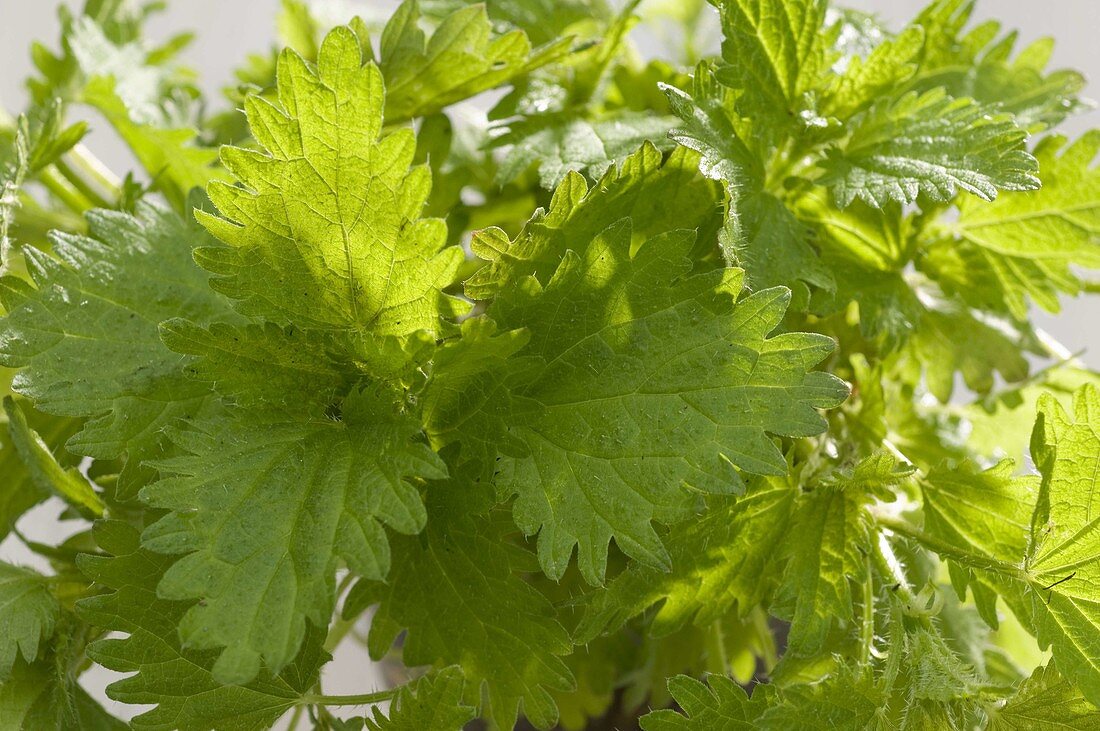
[77, 520, 329, 730]
[904, 292, 1033, 403]
[3, 396, 103, 518]
[363, 667, 476, 731]
[662, 66, 764, 188]
[1, 102, 88, 269]
[821, 26, 924, 119]
[0, 202, 230, 497]
[379, 0, 572, 123]
[578, 477, 793, 641]
[921, 460, 1036, 625]
[56, 15, 220, 211]
[711, 0, 831, 144]
[987, 662, 1100, 730]
[1026, 385, 1100, 706]
[910, 0, 1087, 131]
[140, 387, 446, 684]
[0, 655, 127, 731]
[792, 191, 919, 342]
[198, 25, 469, 336]
[727, 193, 834, 311]
[639, 674, 769, 730]
[819, 89, 1040, 208]
[465, 143, 722, 300]
[82, 77, 226, 211]
[491, 112, 678, 189]
[932, 132, 1100, 318]
[774, 454, 910, 655]
[420, 0, 610, 46]
[0, 563, 58, 680]
[353, 492, 574, 730]
[965, 366, 1100, 463]
[757, 665, 887, 729]
[433, 222, 847, 583]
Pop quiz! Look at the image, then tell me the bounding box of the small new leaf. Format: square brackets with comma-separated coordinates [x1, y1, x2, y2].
[0, 563, 58, 681]
[364, 667, 476, 731]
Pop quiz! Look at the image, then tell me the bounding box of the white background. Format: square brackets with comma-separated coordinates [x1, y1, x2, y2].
[1, 0, 1098, 725]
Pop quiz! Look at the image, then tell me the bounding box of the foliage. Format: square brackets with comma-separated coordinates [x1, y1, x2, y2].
[0, 0, 1098, 728]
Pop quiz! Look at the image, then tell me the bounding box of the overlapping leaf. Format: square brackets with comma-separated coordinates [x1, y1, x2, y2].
[774, 455, 909, 655]
[932, 132, 1100, 318]
[988, 663, 1100, 730]
[379, 0, 573, 123]
[140, 387, 446, 684]
[77, 520, 328, 730]
[351, 491, 574, 730]
[578, 477, 793, 641]
[465, 143, 723, 300]
[0, 202, 229, 497]
[909, 0, 1087, 130]
[491, 111, 678, 189]
[0, 563, 58, 680]
[1026, 385, 1100, 705]
[433, 221, 847, 583]
[640, 674, 770, 730]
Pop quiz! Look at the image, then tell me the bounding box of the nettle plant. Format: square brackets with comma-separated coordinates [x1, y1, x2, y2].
[2, 0, 1100, 728]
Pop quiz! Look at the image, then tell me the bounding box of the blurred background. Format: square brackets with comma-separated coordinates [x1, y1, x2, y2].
[1, 0, 1098, 725]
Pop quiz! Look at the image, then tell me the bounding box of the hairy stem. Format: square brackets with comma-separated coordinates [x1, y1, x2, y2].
[300, 688, 397, 707]
[859, 552, 875, 666]
[871, 511, 1026, 581]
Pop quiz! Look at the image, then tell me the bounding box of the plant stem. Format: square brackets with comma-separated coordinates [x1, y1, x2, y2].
[38, 167, 93, 214]
[751, 608, 778, 672]
[873, 531, 921, 611]
[54, 157, 113, 209]
[67, 144, 122, 197]
[300, 688, 397, 707]
[705, 619, 728, 675]
[871, 511, 1026, 581]
[859, 552, 875, 666]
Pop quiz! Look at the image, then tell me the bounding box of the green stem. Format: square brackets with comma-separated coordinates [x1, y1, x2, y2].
[38, 167, 92, 214]
[751, 608, 778, 672]
[53, 158, 113, 209]
[67, 144, 122, 197]
[872, 511, 1026, 581]
[859, 552, 875, 666]
[872, 531, 922, 613]
[705, 619, 728, 675]
[286, 704, 304, 730]
[324, 616, 357, 654]
[300, 688, 397, 707]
